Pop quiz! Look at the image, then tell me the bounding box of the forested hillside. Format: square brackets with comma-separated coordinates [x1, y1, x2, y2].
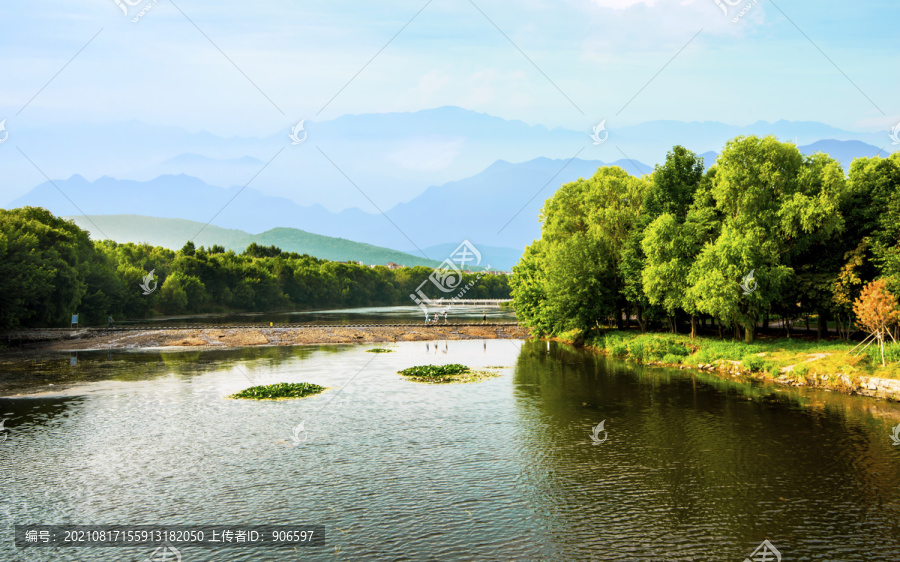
[64, 215, 445, 268]
[511, 136, 900, 343]
[0, 208, 510, 328]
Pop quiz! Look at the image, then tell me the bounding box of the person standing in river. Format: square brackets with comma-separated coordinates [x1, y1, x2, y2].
[482, 311, 486, 324]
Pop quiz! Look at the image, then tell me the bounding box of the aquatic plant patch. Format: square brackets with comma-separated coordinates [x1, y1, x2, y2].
[229, 382, 325, 400]
[398, 363, 499, 383]
[366, 348, 394, 353]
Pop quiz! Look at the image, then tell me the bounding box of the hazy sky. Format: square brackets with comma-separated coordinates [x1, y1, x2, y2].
[1, 0, 897, 139]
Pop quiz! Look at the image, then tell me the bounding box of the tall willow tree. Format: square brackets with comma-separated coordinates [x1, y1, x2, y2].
[686, 136, 842, 342]
[511, 166, 649, 335]
[640, 146, 707, 336]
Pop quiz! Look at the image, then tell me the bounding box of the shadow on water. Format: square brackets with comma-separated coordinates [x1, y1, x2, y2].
[511, 340, 900, 560]
[0, 345, 349, 396]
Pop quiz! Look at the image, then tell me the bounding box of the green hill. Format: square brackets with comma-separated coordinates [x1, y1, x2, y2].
[66, 215, 442, 267]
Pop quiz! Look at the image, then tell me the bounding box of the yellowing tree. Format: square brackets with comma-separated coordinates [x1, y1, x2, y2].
[852, 279, 899, 366]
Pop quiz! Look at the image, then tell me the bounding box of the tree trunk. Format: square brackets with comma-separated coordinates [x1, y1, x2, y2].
[817, 309, 827, 340]
[734, 324, 740, 340]
[690, 315, 698, 339]
[718, 318, 723, 339]
[636, 306, 646, 332]
[763, 310, 770, 330]
[743, 320, 755, 343]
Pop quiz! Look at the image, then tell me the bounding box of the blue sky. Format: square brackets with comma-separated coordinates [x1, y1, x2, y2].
[1, 0, 897, 138]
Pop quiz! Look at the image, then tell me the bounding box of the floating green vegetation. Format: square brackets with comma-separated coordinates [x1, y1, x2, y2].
[366, 348, 394, 353]
[229, 382, 325, 400]
[398, 363, 499, 384]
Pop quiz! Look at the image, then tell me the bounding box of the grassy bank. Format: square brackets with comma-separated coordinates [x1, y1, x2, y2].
[555, 330, 900, 382]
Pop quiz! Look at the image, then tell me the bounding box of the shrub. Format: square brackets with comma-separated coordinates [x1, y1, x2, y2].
[628, 340, 647, 361]
[742, 355, 765, 372]
[793, 364, 810, 377]
[661, 353, 683, 364]
[611, 343, 628, 356]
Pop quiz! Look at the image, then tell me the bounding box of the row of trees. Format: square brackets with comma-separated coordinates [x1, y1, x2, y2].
[0, 207, 510, 328]
[511, 136, 900, 343]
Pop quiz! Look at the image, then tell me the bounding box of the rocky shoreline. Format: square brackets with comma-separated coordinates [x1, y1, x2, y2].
[675, 360, 900, 401]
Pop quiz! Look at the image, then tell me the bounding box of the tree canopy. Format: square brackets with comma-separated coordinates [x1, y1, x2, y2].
[512, 138, 900, 343]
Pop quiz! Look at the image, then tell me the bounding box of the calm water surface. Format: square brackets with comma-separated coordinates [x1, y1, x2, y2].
[2, 340, 900, 561]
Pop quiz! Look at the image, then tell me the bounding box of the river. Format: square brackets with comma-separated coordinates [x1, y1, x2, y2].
[1, 340, 899, 560]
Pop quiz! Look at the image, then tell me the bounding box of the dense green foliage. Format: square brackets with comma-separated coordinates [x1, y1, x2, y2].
[0, 208, 510, 328]
[229, 382, 325, 400]
[512, 137, 900, 343]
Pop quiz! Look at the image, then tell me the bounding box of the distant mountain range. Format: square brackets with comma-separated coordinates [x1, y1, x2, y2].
[9, 157, 629, 259]
[10, 135, 891, 269]
[2, 107, 895, 214]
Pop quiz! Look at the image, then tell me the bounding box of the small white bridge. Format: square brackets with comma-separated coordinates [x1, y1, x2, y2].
[420, 299, 510, 306]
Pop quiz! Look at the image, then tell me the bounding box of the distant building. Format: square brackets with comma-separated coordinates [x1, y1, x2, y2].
[386, 262, 403, 270]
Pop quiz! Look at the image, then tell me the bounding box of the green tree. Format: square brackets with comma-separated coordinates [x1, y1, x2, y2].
[0, 207, 93, 328]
